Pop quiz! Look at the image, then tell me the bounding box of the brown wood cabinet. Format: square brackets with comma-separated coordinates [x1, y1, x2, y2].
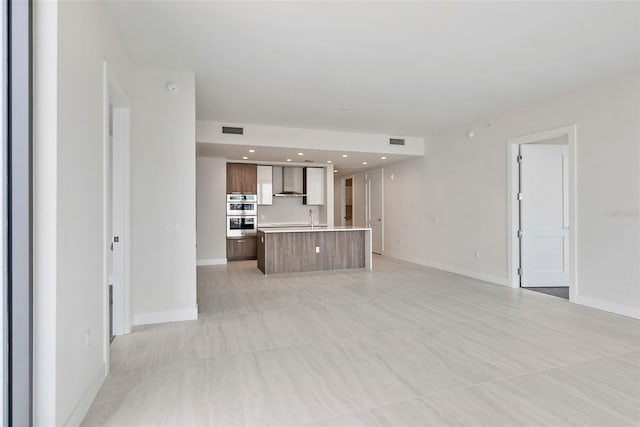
[257, 229, 367, 275]
[226, 163, 257, 194]
[227, 237, 257, 261]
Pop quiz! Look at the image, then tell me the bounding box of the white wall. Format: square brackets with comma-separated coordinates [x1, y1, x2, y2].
[33, 1, 197, 425]
[130, 67, 197, 325]
[34, 0, 59, 423]
[33, 1, 125, 424]
[382, 71, 640, 318]
[47, 2, 133, 425]
[197, 121, 425, 156]
[196, 156, 227, 264]
[258, 198, 321, 225]
[381, 158, 428, 262]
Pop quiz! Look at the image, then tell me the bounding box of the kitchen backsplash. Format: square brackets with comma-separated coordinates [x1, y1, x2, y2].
[258, 197, 321, 225]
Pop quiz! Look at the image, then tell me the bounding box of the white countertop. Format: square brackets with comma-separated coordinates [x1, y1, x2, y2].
[258, 226, 372, 233]
[258, 223, 327, 228]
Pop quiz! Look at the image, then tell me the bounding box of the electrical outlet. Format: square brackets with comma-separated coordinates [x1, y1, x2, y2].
[475, 251, 481, 259]
[315, 246, 320, 253]
[84, 329, 91, 350]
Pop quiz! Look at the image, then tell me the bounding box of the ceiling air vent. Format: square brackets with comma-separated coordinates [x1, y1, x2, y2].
[304, 159, 315, 163]
[222, 126, 244, 135]
[389, 138, 405, 146]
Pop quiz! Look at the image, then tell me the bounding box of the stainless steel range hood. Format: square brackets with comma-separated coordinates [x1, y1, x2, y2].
[273, 166, 306, 197]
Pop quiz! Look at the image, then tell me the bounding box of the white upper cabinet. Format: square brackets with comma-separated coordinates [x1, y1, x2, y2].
[304, 167, 324, 205]
[257, 165, 273, 205]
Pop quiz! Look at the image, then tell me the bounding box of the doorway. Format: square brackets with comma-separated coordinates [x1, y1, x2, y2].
[341, 176, 353, 226]
[508, 126, 577, 302]
[103, 64, 131, 369]
[365, 169, 384, 254]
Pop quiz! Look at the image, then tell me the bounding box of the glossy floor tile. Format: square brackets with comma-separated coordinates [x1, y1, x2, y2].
[83, 256, 640, 426]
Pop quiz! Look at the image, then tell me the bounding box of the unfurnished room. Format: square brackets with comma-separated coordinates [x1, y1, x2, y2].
[1, 1, 639, 426]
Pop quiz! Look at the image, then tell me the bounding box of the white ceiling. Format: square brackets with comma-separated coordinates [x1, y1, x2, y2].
[196, 142, 413, 176]
[106, 1, 639, 136]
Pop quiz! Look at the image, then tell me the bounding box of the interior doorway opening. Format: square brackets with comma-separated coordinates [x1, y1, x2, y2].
[508, 126, 577, 302]
[340, 176, 353, 226]
[365, 169, 384, 255]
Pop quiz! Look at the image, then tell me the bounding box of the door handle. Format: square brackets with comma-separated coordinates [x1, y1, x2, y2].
[110, 236, 119, 251]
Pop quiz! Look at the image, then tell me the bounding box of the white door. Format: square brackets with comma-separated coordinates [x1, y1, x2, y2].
[110, 107, 127, 335]
[520, 144, 569, 287]
[366, 169, 383, 254]
[107, 106, 114, 341]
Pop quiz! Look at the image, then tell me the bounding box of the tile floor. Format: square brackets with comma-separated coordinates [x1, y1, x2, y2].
[82, 256, 640, 426]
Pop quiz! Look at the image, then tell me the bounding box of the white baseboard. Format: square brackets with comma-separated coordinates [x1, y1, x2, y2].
[575, 295, 640, 319]
[133, 306, 198, 326]
[64, 362, 106, 427]
[411, 258, 510, 287]
[197, 258, 227, 266]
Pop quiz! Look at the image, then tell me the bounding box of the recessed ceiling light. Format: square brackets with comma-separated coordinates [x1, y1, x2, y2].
[381, 156, 387, 160]
[242, 156, 248, 160]
[334, 170, 338, 173]
[297, 152, 304, 156]
[362, 162, 368, 165]
[249, 149, 255, 153]
[327, 160, 332, 164]
[286, 158, 292, 162]
[342, 154, 348, 158]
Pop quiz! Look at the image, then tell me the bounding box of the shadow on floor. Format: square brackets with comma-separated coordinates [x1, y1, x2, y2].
[525, 286, 569, 300]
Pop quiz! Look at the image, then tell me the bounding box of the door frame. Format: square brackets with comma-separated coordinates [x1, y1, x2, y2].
[340, 174, 354, 226]
[103, 63, 132, 373]
[365, 168, 384, 254]
[507, 125, 577, 302]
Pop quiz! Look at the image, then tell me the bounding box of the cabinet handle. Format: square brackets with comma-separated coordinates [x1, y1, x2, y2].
[237, 240, 245, 243]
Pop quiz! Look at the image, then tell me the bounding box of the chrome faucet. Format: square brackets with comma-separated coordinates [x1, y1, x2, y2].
[309, 209, 314, 229]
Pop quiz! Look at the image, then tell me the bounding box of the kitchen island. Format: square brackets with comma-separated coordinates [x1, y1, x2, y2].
[257, 226, 372, 275]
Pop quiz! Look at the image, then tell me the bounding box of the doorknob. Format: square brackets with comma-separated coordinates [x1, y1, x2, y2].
[110, 236, 119, 251]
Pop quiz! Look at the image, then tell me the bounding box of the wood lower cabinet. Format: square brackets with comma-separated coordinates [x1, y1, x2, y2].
[227, 163, 257, 194]
[257, 229, 370, 275]
[227, 237, 257, 261]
